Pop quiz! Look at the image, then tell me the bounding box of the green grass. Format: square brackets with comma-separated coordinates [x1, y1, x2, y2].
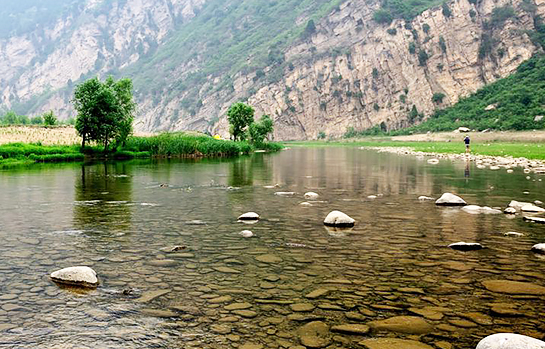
[0, 133, 282, 166]
[285, 140, 545, 160]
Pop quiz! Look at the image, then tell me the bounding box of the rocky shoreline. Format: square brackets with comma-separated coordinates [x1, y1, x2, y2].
[362, 146, 545, 174]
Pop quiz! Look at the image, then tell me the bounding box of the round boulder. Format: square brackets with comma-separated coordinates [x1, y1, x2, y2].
[448, 242, 484, 251]
[532, 243, 545, 254]
[476, 333, 545, 349]
[238, 212, 260, 221]
[240, 230, 254, 238]
[297, 321, 331, 348]
[50, 266, 99, 288]
[435, 193, 467, 206]
[323, 211, 355, 227]
[304, 192, 320, 200]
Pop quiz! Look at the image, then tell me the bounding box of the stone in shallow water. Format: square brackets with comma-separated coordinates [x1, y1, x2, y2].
[140, 308, 178, 318]
[136, 289, 171, 303]
[476, 333, 545, 349]
[435, 193, 466, 206]
[359, 338, 434, 349]
[482, 280, 545, 295]
[532, 243, 545, 254]
[305, 288, 330, 299]
[297, 321, 331, 348]
[50, 266, 99, 288]
[330, 324, 370, 335]
[304, 192, 319, 200]
[238, 212, 260, 220]
[225, 302, 252, 310]
[323, 211, 355, 227]
[367, 316, 433, 334]
[448, 242, 484, 251]
[255, 254, 283, 263]
[290, 303, 315, 312]
[214, 266, 241, 274]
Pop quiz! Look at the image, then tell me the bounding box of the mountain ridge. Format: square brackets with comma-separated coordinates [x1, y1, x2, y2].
[0, 0, 543, 140]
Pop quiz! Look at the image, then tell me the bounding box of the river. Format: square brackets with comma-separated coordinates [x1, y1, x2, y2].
[0, 147, 544, 348]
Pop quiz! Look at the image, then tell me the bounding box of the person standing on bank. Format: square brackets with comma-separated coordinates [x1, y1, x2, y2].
[464, 135, 470, 153]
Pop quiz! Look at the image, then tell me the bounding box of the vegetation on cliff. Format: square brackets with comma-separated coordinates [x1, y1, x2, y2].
[345, 54, 545, 137]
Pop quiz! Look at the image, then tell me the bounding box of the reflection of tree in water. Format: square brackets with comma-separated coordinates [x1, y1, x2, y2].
[73, 163, 133, 235]
[228, 154, 273, 187]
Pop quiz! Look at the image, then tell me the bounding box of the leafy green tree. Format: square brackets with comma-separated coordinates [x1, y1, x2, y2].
[43, 110, 57, 126]
[248, 115, 274, 145]
[227, 102, 254, 141]
[73, 76, 136, 150]
[30, 116, 43, 125]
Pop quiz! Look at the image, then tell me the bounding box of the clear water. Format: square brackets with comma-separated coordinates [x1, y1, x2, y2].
[0, 147, 544, 348]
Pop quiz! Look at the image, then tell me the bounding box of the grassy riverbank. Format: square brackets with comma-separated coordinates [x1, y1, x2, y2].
[286, 137, 545, 160]
[0, 131, 283, 166]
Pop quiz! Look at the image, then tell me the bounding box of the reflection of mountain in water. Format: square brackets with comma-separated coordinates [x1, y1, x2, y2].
[73, 163, 133, 234]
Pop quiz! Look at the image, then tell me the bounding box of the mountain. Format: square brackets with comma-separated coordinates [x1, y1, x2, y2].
[0, 0, 544, 140]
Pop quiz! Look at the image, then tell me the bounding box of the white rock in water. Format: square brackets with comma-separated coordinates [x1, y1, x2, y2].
[50, 266, 99, 288]
[489, 166, 500, 170]
[239, 230, 254, 238]
[476, 333, 545, 349]
[448, 242, 484, 251]
[463, 206, 502, 214]
[508, 200, 533, 210]
[535, 200, 544, 205]
[304, 192, 319, 200]
[507, 169, 514, 173]
[324, 211, 355, 227]
[504, 207, 517, 214]
[238, 212, 260, 220]
[532, 243, 545, 254]
[300, 202, 313, 206]
[524, 168, 531, 174]
[427, 159, 439, 164]
[504, 232, 524, 237]
[521, 205, 545, 213]
[367, 195, 377, 199]
[477, 165, 486, 169]
[524, 216, 545, 224]
[275, 192, 296, 197]
[418, 196, 435, 201]
[435, 193, 467, 206]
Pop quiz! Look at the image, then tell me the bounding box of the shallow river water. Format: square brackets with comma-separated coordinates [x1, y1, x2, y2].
[0, 147, 544, 349]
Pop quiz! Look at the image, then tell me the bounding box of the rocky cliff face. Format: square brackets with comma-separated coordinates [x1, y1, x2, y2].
[213, 0, 544, 140]
[0, 0, 204, 117]
[1, 0, 543, 140]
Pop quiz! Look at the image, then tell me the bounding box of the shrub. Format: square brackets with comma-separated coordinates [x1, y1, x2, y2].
[317, 131, 326, 139]
[43, 111, 57, 126]
[422, 23, 430, 34]
[418, 50, 429, 66]
[387, 28, 397, 35]
[442, 3, 452, 18]
[432, 92, 446, 103]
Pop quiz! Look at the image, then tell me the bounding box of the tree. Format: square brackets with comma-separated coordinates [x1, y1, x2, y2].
[227, 102, 254, 141]
[73, 76, 136, 150]
[248, 115, 274, 145]
[43, 110, 57, 126]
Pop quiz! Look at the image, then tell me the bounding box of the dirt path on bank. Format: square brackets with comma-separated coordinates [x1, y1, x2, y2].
[391, 130, 545, 143]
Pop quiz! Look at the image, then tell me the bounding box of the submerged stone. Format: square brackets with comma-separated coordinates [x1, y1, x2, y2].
[297, 321, 331, 348]
[482, 280, 545, 295]
[359, 338, 434, 349]
[367, 316, 433, 334]
[50, 266, 98, 288]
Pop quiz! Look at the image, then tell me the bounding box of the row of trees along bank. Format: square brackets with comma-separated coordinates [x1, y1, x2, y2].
[0, 77, 281, 165]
